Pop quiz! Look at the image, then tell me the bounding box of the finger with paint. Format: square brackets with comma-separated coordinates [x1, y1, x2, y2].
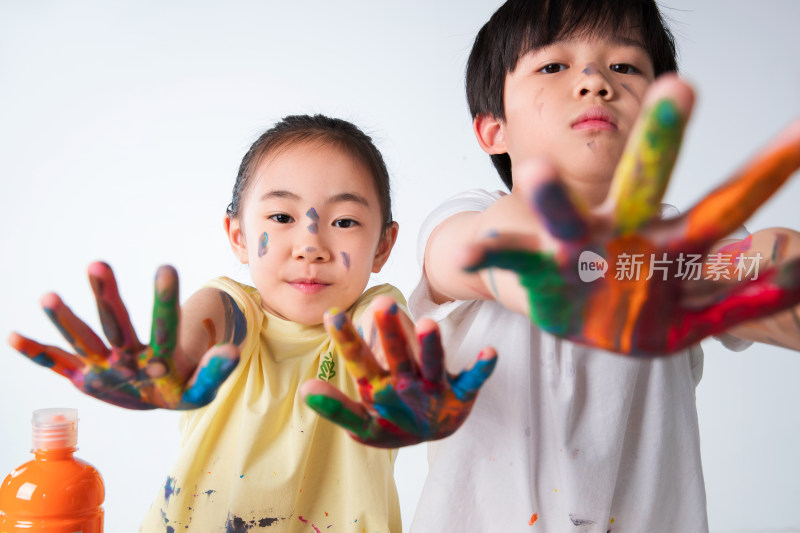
[461, 76, 800, 356]
[302, 299, 498, 448]
[8, 262, 239, 410]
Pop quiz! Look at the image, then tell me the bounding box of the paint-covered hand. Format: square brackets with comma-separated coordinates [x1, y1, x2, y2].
[8, 262, 239, 409]
[301, 296, 497, 448]
[463, 75, 800, 356]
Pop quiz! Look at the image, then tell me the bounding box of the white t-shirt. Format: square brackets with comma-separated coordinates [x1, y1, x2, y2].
[408, 189, 744, 533]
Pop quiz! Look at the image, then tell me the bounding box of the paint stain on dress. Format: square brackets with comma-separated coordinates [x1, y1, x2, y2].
[529, 513, 538, 525]
[569, 514, 595, 525]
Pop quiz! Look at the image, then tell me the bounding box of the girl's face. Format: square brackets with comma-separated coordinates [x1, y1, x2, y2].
[226, 141, 397, 325]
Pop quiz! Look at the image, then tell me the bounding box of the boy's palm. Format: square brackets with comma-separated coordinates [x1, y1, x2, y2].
[302, 296, 497, 448]
[8, 262, 239, 409]
[464, 76, 800, 356]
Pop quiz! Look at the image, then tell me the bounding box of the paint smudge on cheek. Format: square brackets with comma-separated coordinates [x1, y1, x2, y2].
[306, 208, 320, 234]
[258, 232, 269, 257]
[341, 251, 351, 271]
[620, 82, 641, 104]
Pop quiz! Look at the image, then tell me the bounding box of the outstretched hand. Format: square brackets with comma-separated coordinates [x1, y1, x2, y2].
[463, 75, 800, 356]
[8, 262, 239, 409]
[301, 296, 497, 448]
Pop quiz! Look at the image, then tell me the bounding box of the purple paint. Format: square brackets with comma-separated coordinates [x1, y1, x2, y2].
[258, 232, 268, 257]
[582, 63, 597, 75]
[341, 251, 351, 270]
[306, 208, 319, 234]
[620, 83, 640, 103]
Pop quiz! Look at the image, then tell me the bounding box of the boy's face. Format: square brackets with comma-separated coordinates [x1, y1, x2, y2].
[226, 141, 397, 325]
[484, 35, 656, 204]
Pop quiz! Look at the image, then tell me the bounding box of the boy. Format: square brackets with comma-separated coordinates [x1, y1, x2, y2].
[408, 1, 800, 532]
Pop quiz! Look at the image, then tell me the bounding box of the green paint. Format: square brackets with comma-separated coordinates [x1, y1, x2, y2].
[467, 249, 573, 335]
[151, 282, 179, 358]
[305, 394, 366, 436]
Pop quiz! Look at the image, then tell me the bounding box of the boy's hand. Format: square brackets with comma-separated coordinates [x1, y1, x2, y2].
[463, 75, 800, 356]
[8, 262, 239, 409]
[301, 296, 497, 448]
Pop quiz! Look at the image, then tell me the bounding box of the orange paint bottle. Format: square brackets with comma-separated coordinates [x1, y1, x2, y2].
[0, 408, 105, 532]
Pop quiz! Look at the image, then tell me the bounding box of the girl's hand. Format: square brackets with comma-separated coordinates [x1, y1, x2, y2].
[462, 75, 800, 356]
[8, 262, 239, 409]
[301, 296, 497, 448]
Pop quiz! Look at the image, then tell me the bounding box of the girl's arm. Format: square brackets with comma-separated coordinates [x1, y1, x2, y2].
[8, 262, 241, 410]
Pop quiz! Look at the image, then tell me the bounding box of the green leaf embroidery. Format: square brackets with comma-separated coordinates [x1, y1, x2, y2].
[318, 352, 336, 381]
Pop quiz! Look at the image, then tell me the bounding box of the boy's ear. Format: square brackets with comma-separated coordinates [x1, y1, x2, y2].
[224, 215, 249, 264]
[371, 221, 399, 273]
[473, 113, 508, 155]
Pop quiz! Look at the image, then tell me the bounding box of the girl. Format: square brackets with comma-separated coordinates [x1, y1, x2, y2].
[9, 114, 495, 532]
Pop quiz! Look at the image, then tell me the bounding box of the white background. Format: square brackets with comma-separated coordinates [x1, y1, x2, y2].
[1, 1, 799, 532]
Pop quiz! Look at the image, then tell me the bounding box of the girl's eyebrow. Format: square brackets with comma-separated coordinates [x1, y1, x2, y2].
[259, 190, 370, 207]
[328, 192, 370, 208]
[260, 190, 300, 201]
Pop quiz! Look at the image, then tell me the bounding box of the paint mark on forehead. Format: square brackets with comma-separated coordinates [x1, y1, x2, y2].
[306, 208, 320, 234]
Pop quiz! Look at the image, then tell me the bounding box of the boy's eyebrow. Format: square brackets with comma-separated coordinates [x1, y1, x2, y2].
[609, 35, 648, 50]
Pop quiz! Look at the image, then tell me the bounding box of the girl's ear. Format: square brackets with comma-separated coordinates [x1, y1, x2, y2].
[371, 221, 399, 273]
[473, 113, 508, 155]
[225, 215, 249, 264]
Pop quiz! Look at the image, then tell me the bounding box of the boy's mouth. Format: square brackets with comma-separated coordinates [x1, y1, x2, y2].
[571, 107, 618, 131]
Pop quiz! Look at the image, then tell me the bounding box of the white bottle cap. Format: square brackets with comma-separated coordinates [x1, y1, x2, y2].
[32, 408, 78, 450]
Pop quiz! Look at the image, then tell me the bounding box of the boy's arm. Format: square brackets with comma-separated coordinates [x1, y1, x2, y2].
[301, 295, 497, 448]
[8, 262, 241, 410]
[715, 228, 800, 350]
[424, 191, 537, 315]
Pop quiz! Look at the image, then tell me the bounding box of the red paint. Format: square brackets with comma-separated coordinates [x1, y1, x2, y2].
[529, 513, 538, 526]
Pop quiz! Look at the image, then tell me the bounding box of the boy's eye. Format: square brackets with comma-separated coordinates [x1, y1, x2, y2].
[610, 63, 639, 75]
[333, 218, 358, 229]
[538, 63, 567, 74]
[269, 213, 293, 224]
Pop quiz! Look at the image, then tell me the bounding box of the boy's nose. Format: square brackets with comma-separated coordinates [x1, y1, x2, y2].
[576, 67, 613, 100]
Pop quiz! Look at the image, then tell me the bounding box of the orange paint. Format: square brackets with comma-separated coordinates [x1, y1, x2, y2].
[528, 513, 538, 526]
[0, 409, 104, 531]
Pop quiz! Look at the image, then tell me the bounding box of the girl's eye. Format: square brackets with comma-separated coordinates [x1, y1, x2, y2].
[333, 218, 358, 229]
[538, 63, 567, 74]
[269, 214, 293, 224]
[610, 63, 639, 74]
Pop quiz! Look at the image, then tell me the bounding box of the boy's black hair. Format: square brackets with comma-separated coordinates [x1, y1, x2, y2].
[227, 114, 393, 229]
[466, 0, 678, 189]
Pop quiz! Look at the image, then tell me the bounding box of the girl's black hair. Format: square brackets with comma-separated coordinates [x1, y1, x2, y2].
[227, 114, 393, 229]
